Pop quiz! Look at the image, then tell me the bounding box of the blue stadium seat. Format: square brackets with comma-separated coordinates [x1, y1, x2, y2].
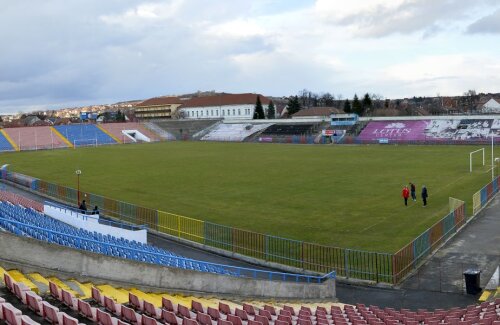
[54, 124, 116, 146]
[0, 202, 232, 276]
[0, 132, 15, 152]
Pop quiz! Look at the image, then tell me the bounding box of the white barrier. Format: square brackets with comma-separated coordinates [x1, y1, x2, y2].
[44, 203, 147, 244]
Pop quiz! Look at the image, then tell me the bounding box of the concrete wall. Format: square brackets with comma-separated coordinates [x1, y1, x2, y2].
[0, 231, 335, 299]
[44, 204, 147, 244]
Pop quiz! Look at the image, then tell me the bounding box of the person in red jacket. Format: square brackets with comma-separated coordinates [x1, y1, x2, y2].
[402, 186, 410, 206]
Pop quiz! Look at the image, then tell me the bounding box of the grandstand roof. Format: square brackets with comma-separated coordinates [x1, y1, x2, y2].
[136, 96, 184, 107]
[181, 93, 271, 108]
[292, 106, 342, 117]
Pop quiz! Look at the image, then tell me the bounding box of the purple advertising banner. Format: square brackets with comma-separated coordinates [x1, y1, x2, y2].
[358, 119, 499, 142]
[358, 120, 430, 141]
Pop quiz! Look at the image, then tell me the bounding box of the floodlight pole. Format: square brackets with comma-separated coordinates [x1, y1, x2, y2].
[492, 135, 495, 181]
[76, 170, 82, 204]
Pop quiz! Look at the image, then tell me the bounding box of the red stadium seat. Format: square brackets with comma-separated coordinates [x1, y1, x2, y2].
[49, 282, 61, 301]
[143, 301, 161, 319]
[104, 296, 122, 317]
[92, 287, 104, 305]
[121, 306, 142, 325]
[277, 315, 292, 325]
[141, 314, 159, 325]
[258, 309, 272, 321]
[61, 290, 77, 311]
[162, 298, 175, 313]
[219, 303, 232, 315]
[62, 313, 83, 325]
[227, 315, 243, 325]
[196, 313, 212, 325]
[192, 301, 205, 314]
[208, 307, 223, 320]
[283, 306, 295, 316]
[263, 305, 276, 316]
[247, 320, 262, 325]
[3, 273, 14, 293]
[13, 282, 30, 304]
[243, 304, 257, 316]
[42, 301, 62, 324]
[129, 293, 144, 312]
[96, 309, 118, 325]
[274, 320, 289, 325]
[25, 291, 43, 316]
[217, 320, 232, 325]
[254, 314, 269, 325]
[162, 310, 181, 325]
[21, 315, 40, 325]
[182, 319, 199, 325]
[2, 303, 22, 325]
[178, 304, 193, 319]
[77, 299, 97, 322]
[234, 309, 248, 321]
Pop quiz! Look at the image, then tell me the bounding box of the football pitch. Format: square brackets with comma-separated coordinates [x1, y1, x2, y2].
[1, 141, 495, 252]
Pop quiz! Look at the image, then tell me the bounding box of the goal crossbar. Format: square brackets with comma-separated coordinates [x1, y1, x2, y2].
[469, 148, 485, 173]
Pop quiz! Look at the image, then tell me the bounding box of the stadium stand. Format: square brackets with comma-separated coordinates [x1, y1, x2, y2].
[99, 123, 162, 144]
[151, 120, 220, 140]
[201, 123, 273, 142]
[260, 124, 319, 136]
[53, 125, 117, 146]
[3, 126, 69, 151]
[0, 130, 16, 152]
[1, 270, 500, 325]
[0, 201, 232, 276]
[143, 122, 177, 140]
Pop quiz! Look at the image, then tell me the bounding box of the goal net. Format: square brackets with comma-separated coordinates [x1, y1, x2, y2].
[74, 139, 98, 148]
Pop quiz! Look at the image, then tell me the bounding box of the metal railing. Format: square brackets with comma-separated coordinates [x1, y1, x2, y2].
[3, 170, 497, 284]
[0, 216, 334, 283]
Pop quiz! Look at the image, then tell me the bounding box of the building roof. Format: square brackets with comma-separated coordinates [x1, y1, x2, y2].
[292, 107, 342, 117]
[181, 93, 270, 108]
[136, 96, 184, 107]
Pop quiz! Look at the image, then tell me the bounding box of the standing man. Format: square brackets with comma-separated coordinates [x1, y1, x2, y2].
[410, 182, 417, 202]
[421, 185, 428, 207]
[402, 186, 410, 206]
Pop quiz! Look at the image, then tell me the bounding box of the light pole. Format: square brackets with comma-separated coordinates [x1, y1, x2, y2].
[76, 170, 82, 204]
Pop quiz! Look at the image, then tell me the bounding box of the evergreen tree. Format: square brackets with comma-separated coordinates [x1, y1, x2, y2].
[267, 100, 275, 119]
[254, 96, 265, 119]
[286, 96, 301, 116]
[352, 94, 364, 116]
[362, 93, 372, 113]
[343, 99, 352, 113]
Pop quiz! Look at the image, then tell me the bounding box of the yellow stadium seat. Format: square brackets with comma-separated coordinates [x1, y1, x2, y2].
[8, 270, 39, 294]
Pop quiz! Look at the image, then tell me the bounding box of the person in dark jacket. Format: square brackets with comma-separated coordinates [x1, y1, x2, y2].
[410, 182, 416, 202]
[421, 185, 428, 206]
[92, 206, 99, 215]
[79, 200, 87, 213]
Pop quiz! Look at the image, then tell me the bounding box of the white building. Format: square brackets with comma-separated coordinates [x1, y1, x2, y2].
[180, 93, 271, 120]
[481, 98, 500, 113]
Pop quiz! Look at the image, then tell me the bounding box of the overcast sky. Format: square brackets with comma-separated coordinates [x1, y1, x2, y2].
[1, 0, 500, 113]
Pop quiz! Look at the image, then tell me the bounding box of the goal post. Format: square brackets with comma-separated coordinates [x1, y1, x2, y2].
[73, 139, 98, 148]
[469, 148, 485, 172]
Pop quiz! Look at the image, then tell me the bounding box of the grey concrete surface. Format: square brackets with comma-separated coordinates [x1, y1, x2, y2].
[400, 194, 500, 294]
[0, 231, 336, 299]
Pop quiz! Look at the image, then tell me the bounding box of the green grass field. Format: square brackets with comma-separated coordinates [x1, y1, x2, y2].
[1, 142, 495, 252]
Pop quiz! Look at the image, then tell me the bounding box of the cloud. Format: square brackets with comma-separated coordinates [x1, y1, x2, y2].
[315, 0, 492, 37]
[467, 9, 500, 34]
[381, 54, 500, 97]
[0, 0, 499, 113]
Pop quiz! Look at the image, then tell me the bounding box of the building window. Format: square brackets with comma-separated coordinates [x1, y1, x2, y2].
[233, 109, 235, 115]
[201, 111, 203, 117]
[228, 110, 230, 116]
[238, 109, 241, 115]
[216, 110, 219, 116]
